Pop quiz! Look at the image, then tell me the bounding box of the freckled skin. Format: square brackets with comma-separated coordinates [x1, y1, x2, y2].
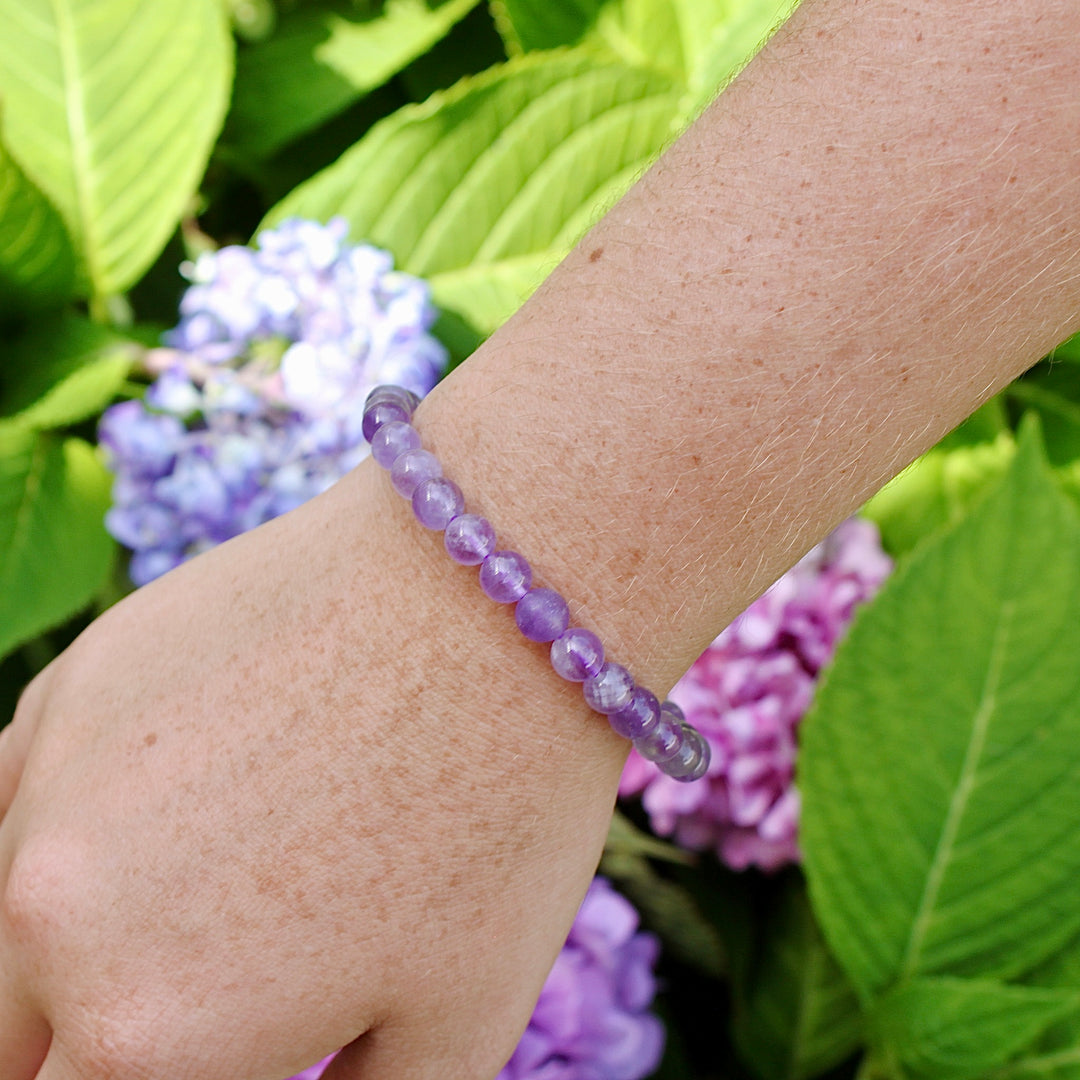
[1, 2, 1079, 1078]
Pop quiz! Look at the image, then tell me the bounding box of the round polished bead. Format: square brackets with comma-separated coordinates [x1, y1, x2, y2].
[479, 550, 532, 603]
[412, 476, 464, 529]
[664, 725, 711, 782]
[371, 420, 421, 468]
[583, 662, 634, 715]
[550, 628, 604, 682]
[515, 588, 570, 643]
[634, 714, 686, 764]
[365, 384, 420, 415]
[444, 514, 496, 565]
[390, 448, 441, 498]
[362, 398, 409, 442]
[608, 686, 660, 739]
[659, 700, 686, 727]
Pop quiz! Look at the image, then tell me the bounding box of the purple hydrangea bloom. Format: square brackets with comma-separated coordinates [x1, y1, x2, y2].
[620, 518, 892, 872]
[287, 879, 664, 1080]
[99, 218, 447, 584]
[498, 877, 664, 1080]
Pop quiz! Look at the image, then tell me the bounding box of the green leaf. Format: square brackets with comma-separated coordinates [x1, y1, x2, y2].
[228, 0, 479, 160]
[0, 134, 76, 311]
[319, 0, 482, 88]
[267, 50, 680, 334]
[861, 434, 1014, 559]
[1, 314, 139, 430]
[0, 428, 114, 660]
[677, 0, 798, 122]
[227, 4, 362, 161]
[1006, 364, 1080, 467]
[801, 422, 1080, 999]
[734, 876, 863, 1080]
[869, 978, 1080, 1080]
[601, 818, 726, 977]
[1049, 332, 1080, 364]
[0, 0, 233, 297]
[489, 0, 602, 53]
[491, 0, 798, 118]
[605, 808, 695, 865]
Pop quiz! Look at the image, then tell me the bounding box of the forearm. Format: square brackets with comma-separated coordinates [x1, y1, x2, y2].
[407, 0, 1080, 696]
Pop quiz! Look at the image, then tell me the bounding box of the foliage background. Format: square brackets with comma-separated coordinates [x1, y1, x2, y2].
[2, 2, 1080, 1078]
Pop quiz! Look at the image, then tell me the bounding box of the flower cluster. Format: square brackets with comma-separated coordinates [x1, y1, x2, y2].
[620, 518, 892, 872]
[288, 878, 664, 1080]
[497, 877, 664, 1080]
[99, 218, 447, 584]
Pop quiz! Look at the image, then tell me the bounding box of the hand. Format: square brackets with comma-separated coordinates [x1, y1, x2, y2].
[0, 463, 626, 1080]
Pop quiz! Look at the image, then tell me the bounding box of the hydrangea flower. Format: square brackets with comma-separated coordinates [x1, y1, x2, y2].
[497, 877, 664, 1080]
[287, 878, 664, 1080]
[620, 518, 892, 872]
[99, 218, 447, 585]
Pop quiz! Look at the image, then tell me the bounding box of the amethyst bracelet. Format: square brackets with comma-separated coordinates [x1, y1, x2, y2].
[363, 385, 711, 782]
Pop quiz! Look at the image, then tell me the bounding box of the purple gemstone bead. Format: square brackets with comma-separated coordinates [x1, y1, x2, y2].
[390, 448, 442, 498]
[634, 714, 686, 764]
[660, 700, 686, 726]
[515, 588, 570, 643]
[371, 420, 421, 469]
[412, 477, 464, 529]
[479, 550, 532, 603]
[608, 686, 660, 739]
[665, 725, 711, 781]
[444, 514, 496, 565]
[583, 662, 634, 715]
[365, 384, 420, 415]
[550, 628, 604, 682]
[362, 399, 409, 442]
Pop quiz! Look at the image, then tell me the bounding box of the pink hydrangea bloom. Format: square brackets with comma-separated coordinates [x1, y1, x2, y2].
[287, 879, 663, 1080]
[620, 518, 891, 871]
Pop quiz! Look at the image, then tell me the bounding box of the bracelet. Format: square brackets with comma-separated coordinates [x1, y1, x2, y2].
[362, 385, 711, 782]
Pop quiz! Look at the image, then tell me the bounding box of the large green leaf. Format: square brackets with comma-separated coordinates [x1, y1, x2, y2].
[0, 427, 114, 660]
[266, 51, 679, 333]
[1006, 364, 1080, 467]
[802, 422, 1080, 999]
[0, 0, 233, 297]
[491, 0, 797, 116]
[1, 314, 139, 430]
[868, 978, 1080, 1080]
[0, 135, 76, 311]
[319, 0, 482, 87]
[861, 435, 1014, 559]
[678, 0, 798, 121]
[734, 876, 863, 1080]
[228, 0, 479, 160]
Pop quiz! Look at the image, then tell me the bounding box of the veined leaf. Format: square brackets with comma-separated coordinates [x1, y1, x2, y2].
[802, 422, 1080, 998]
[861, 434, 1014, 559]
[734, 877, 863, 1080]
[869, 978, 1080, 1080]
[491, 0, 797, 118]
[0, 134, 76, 310]
[318, 0, 482, 89]
[0, 0, 233, 297]
[1, 314, 139, 431]
[266, 50, 679, 334]
[0, 428, 114, 659]
[1006, 364, 1080, 467]
[228, 0, 479, 160]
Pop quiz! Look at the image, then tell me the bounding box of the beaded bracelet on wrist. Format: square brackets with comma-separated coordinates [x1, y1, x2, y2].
[362, 385, 711, 783]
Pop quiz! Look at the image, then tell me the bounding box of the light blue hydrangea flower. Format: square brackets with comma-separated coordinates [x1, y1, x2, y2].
[100, 218, 447, 584]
